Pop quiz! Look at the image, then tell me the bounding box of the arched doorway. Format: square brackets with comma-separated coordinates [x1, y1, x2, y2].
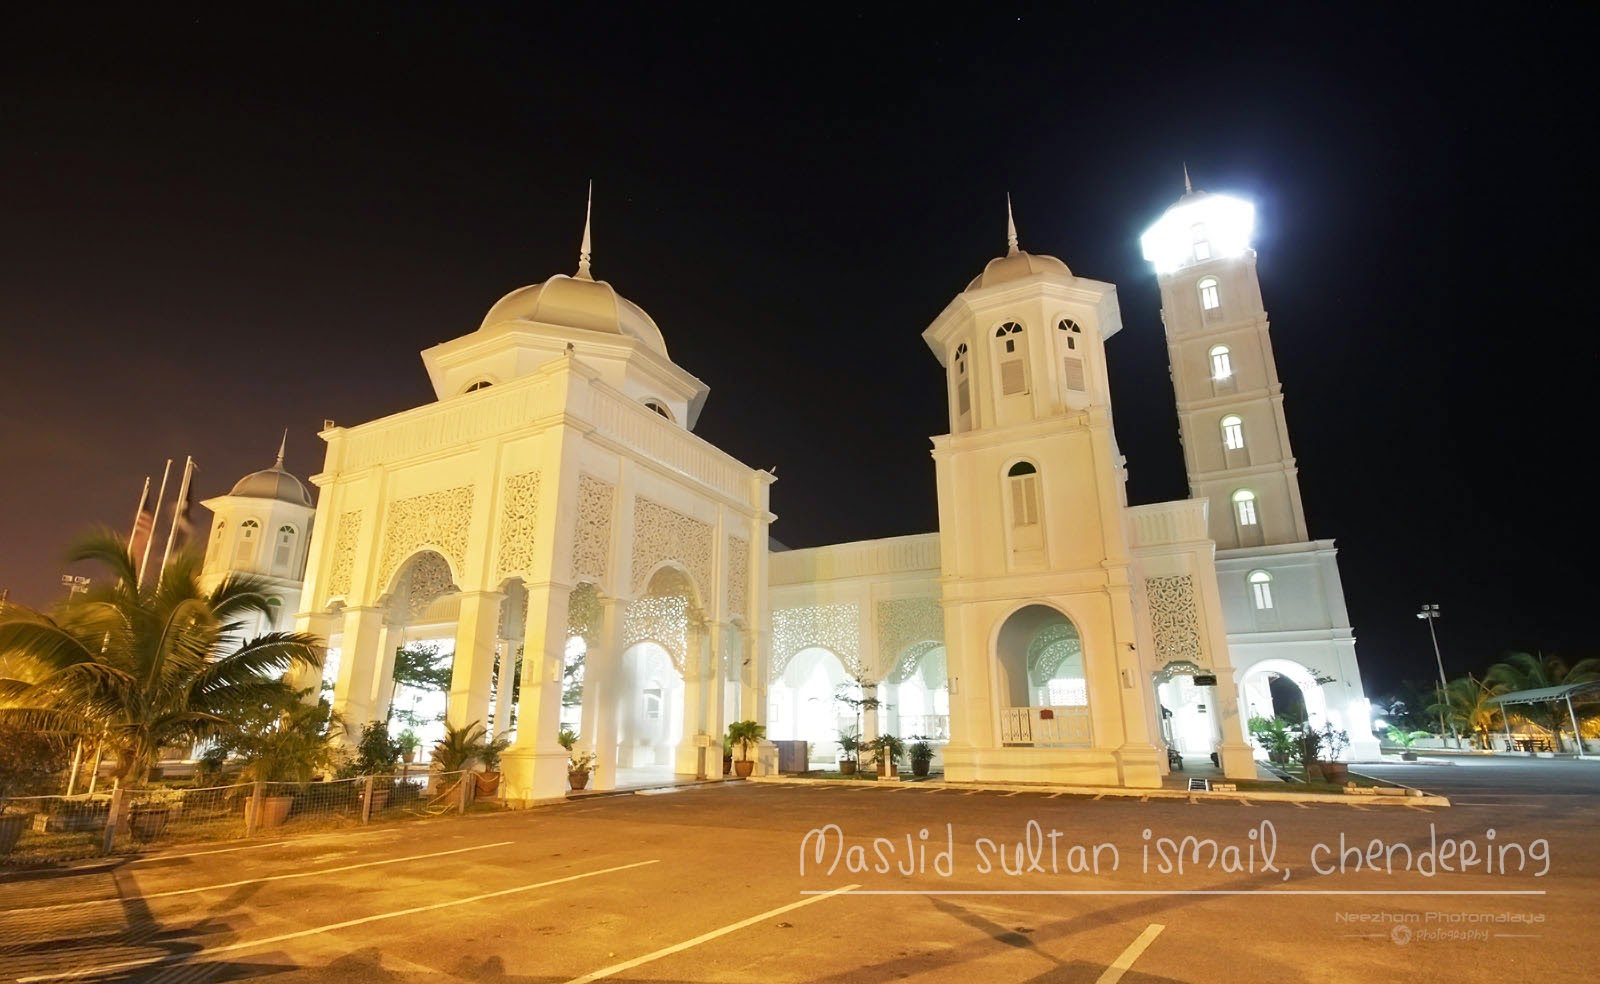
[376, 550, 463, 755]
[1238, 658, 1330, 759]
[885, 643, 949, 742]
[615, 566, 698, 783]
[767, 646, 850, 766]
[995, 605, 1091, 746]
[1153, 661, 1221, 757]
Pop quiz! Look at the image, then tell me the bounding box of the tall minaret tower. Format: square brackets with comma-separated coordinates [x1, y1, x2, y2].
[1140, 179, 1308, 549]
[1140, 175, 1380, 759]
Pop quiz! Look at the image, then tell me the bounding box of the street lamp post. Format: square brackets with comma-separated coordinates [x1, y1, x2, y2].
[60, 575, 91, 600]
[1417, 604, 1461, 750]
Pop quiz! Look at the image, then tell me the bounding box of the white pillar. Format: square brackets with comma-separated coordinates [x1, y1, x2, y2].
[586, 596, 623, 789]
[1209, 671, 1258, 780]
[368, 622, 400, 723]
[491, 641, 516, 739]
[501, 583, 573, 804]
[447, 590, 504, 731]
[332, 607, 386, 735]
[676, 612, 709, 777]
[289, 611, 339, 698]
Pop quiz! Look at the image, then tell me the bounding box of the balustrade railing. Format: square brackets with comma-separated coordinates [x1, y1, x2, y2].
[999, 706, 1092, 747]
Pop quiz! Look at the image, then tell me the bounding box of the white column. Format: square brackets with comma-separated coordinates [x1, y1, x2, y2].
[447, 590, 504, 731]
[289, 611, 339, 698]
[702, 621, 732, 770]
[588, 596, 623, 790]
[490, 641, 516, 739]
[675, 611, 708, 777]
[332, 607, 386, 735]
[1209, 670, 1258, 780]
[367, 622, 400, 723]
[501, 583, 573, 804]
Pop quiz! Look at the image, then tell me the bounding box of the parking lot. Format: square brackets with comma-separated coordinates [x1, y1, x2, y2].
[1, 759, 1593, 983]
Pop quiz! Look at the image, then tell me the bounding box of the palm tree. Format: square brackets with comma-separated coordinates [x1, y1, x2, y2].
[1483, 651, 1600, 751]
[1424, 676, 1501, 749]
[0, 530, 324, 785]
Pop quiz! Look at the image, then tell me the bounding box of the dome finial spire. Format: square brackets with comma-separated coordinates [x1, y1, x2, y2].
[1006, 192, 1019, 256]
[1183, 162, 1193, 195]
[274, 429, 287, 469]
[576, 180, 594, 280]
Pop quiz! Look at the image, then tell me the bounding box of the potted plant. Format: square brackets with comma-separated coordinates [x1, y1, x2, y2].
[226, 698, 340, 830]
[1316, 722, 1351, 784]
[1299, 726, 1322, 780]
[568, 751, 596, 790]
[474, 729, 512, 798]
[0, 810, 29, 856]
[1386, 726, 1430, 762]
[397, 729, 421, 766]
[727, 720, 765, 778]
[837, 729, 860, 776]
[128, 797, 174, 841]
[723, 734, 734, 776]
[907, 736, 935, 778]
[869, 734, 905, 778]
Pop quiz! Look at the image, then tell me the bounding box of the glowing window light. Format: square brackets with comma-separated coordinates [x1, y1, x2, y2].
[1221, 414, 1244, 450]
[1209, 344, 1233, 380]
[1248, 569, 1274, 610]
[1233, 489, 1258, 526]
[1198, 277, 1220, 310]
[1141, 194, 1255, 274]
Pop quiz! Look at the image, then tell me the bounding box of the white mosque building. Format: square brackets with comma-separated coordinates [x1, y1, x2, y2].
[203, 182, 1379, 801]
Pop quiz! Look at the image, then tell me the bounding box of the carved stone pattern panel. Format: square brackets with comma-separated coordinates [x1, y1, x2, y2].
[726, 536, 749, 619]
[771, 603, 863, 681]
[494, 471, 541, 584]
[325, 510, 362, 600]
[876, 597, 944, 675]
[621, 592, 689, 675]
[892, 640, 945, 685]
[403, 551, 459, 620]
[1146, 574, 1202, 664]
[378, 486, 473, 591]
[630, 497, 712, 597]
[572, 475, 614, 584]
[567, 583, 602, 650]
[1027, 623, 1083, 684]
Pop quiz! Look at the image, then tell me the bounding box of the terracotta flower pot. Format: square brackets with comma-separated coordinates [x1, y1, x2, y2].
[1320, 762, 1349, 784]
[569, 771, 590, 791]
[0, 814, 27, 855]
[474, 772, 501, 798]
[128, 806, 171, 842]
[734, 760, 755, 778]
[245, 795, 293, 830]
[839, 759, 857, 775]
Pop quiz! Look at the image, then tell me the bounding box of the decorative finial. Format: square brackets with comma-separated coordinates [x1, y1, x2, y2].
[1006, 192, 1019, 256]
[1183, 162, 1193, 195]
[576, 180, 594, 280]
[274, 429, 287, 469]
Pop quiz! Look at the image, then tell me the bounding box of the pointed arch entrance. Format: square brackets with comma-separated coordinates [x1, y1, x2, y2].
[767, 646, 851, 766]
[995, 604, 1092, 746]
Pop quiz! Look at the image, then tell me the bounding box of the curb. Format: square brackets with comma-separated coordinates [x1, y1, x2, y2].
[748, 775, 1451, 808]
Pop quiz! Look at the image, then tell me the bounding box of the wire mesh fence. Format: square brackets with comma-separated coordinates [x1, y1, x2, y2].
[1, 768, 508, 866]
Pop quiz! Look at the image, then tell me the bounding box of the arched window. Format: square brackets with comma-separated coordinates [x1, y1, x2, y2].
[1209, 344, 1233, 380]
[1232, 489, 1258, 527]
[1198, 277, 1220, 311]
[643, 400, 673, 421]
[1057, 320, 1086, 391]
[274, 525, 297, 569]
[464, 379, 493, 393]
[994, 322, 1028, 396]
[1192, 224, 1212, 262]
[953, 343, 971, 420]
[1248, 570, 1274, 610]
[1056, 318, 1082, 350]
[1221, 414, 1245, 451]
[235, 519, 260, 568]
[1007, 461, 1040, 527]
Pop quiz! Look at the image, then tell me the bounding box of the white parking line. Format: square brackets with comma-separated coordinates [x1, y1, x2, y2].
[16, 859, 659, 983]
[128, 841, 288, 864]
[13, 841, 514, 913]
[1095, 923, 1164, 983]
[563, 883, 860, 983]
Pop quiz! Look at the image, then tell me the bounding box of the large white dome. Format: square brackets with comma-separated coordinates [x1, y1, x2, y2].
[478, 273, 668, 357]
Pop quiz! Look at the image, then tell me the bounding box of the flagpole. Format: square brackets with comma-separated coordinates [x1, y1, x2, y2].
[138, 459, 172, 589]
[127, 476, 151, 564]
[159, 455, 195, 581]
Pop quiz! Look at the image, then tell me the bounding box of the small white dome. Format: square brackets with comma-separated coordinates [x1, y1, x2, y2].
[965, 249, 1073, 292]
[479, 273, 668, 357]
[229, 464, 312, 507]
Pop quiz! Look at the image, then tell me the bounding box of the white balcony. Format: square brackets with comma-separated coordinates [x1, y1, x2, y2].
[999, 706, 1092, 747]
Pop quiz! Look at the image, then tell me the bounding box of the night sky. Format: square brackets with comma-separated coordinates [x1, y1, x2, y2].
[1, 6, 1590, 698]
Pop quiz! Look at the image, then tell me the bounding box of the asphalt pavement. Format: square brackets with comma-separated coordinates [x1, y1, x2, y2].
[1, 757, 1594, 983]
